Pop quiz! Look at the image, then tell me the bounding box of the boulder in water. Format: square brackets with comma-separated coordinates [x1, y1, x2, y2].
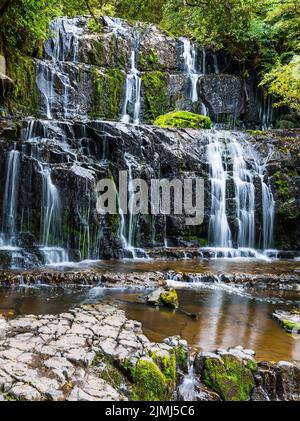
[145, 287, 179, 309]
[272, 310, 300, 334]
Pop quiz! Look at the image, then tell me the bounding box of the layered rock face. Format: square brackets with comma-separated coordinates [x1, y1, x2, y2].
[1, 116, 293, 266]
[2, 16, 274, 128]
[0, 16, 299, 268]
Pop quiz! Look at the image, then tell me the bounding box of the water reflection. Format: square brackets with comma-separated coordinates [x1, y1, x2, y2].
[0, 285, 299, 362]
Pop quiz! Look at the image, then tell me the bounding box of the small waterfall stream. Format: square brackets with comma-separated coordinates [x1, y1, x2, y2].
[36, 17, 85, 120]
[1, 146, 20, 246]
[181, 38, 208, 115]
[181, 38, 200, 103]
[121, 48, 142, 124]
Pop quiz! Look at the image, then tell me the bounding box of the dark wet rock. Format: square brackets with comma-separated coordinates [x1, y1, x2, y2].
[200, 75, 244, 119]
[0, 269, 166, 288]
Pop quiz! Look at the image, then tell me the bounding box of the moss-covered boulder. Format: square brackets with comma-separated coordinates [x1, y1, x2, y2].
[273, 310, 300, 334]
[130, 357, 171, 401]
[199, 353, 255, 401]
[160, 288, 179, 309]
[145, 287, 179, 309]
[154, 111, 212, 129]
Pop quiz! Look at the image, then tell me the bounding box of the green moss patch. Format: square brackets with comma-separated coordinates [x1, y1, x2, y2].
[283, 319, 300, 333]
[160, 288, 179, 309]
[5, 55, 40, 116]
[154, 111, 212, 129]
[201, 354, 255, 401]
[131, 358, 171, 401]
[142, 71, 167, 121]
[90, 67, 125, 119]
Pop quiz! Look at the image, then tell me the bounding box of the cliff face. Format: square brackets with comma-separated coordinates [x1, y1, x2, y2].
[1, 16, 274, 129]
[0, 16, 299, 268]
[0, 116, 299, 267]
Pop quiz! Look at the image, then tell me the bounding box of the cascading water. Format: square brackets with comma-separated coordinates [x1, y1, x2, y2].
[1, 146, 20, 246]
[121, 42, 142, 124]
[181, 38, 199, 103]
[207, 134, 232, 248]
[119, 153, 149, 259]
[207, 132, 275, 256]
[36, 17, 85, 120]
[229, 139, 256, 249]
[181, 38, 208, 115]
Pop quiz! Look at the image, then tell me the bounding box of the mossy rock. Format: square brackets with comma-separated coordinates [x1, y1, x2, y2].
[89, 66, 125, 120]
[154, 111, 212, 129]
[131, 358, 171, 401]
[177, 344, 188, 372]
[142, 71, 168, 121]
[5, 55, 40, 116]
[201, 354, 255, 401]
[159, 288, 179, 309]
[151, 350, 177, 384]
[283, 320, 300, 334]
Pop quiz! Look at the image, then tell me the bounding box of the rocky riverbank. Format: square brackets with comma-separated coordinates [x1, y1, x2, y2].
[0, 303, 299, 401]
[1, 267, 300, 290]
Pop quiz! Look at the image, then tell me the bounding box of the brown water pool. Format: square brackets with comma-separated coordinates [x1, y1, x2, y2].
[0, 283, 299, 362]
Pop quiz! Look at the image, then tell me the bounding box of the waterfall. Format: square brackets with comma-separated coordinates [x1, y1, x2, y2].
[207, 132, 275, 253]
[119, 153, 148, 259]
[229, 139, 255, 248]
[207, 134, 232, 248]
[121, 44, 142, 124]
[46, 17, 82, 62]
[259, 94, 274, 130]
[1, 146, 20, 246]
[40, 167, 61, 246]
[37, 17, 84, 120]
[181, 38, 200, 103]
[178, 358, 198, 401]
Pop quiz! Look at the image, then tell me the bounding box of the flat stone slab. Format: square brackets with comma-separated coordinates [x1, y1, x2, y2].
[0, 303, 186, 401]
[273, 310, 300, 334]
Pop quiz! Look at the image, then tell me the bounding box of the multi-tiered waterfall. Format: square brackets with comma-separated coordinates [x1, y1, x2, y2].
[0, 16, 279, 268]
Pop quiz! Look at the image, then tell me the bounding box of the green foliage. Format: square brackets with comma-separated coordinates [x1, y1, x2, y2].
[116, 0, 165, 24]
[260, 56, 300, 112]
[154, 111, 212, 129]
